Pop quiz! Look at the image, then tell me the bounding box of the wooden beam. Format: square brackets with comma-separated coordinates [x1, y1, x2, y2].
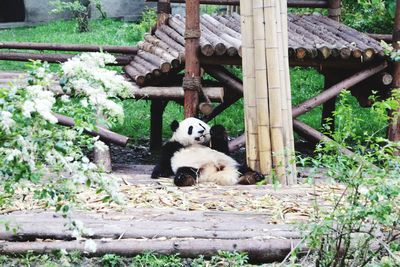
[54, 114, 129, 147]
[146, 0, 329, 8]
[203, 65, 243, 94]
[132, 86, 224, 101]
[0, 41, 138, 54]
[292, 62, 387, 118]
[0, 52, 133, 65]
[367, 33, 392, 42]
[183, 0, 201, 118]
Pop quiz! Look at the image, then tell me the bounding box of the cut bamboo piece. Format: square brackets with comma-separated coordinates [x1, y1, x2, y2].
[240, 0, 259, 171]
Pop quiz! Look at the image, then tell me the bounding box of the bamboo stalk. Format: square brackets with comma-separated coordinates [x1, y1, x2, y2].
[240, 0, 259, 171]
[253, 0, 272, 176]
[263, 0, 287, 184]
[279, 0, 297, 183]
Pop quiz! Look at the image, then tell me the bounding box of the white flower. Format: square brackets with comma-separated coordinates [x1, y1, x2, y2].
[80, 98, 89, 108]
[5, 149, 22, 162]
[82, 156, 90, 163]
[60, 95, 70, 102]
[22, 100, 35, 118]
[0, 111, 15, 133]
[84, 239, 97, 253]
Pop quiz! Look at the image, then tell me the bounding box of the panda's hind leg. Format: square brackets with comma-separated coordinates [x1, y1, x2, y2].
[237, 165, 265, 185]
[174, 167, 198, 187]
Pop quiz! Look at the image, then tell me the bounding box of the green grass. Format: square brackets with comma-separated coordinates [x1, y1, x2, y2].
[0, 19, 387, 144]
[0, 251, 254, 266]
[0, 18, 142, 71]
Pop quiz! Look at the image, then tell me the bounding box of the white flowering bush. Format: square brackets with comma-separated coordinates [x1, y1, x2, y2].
[0, 53, 131, 213]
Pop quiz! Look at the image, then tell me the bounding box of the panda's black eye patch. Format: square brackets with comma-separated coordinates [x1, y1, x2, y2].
[188, 126, 193, 135]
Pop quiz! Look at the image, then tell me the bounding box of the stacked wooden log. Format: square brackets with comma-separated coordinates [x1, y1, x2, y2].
[240, 0, 296, 185]
[124, 12, 383, 87]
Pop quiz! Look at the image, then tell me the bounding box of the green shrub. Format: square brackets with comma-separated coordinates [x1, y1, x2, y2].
[300, 91, 400, 266]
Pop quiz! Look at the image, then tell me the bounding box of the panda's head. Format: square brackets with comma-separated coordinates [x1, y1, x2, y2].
[170, 117, 211, 146]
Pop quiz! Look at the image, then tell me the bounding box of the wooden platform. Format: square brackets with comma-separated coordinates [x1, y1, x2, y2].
[0, 164, 342, 263]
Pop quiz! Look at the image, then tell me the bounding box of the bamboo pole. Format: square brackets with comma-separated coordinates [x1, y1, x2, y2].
[263, 0, 287, 184]
[253, 0, 272, 176]
[240, 0, 259, 171]
[279, 0, 297, 184]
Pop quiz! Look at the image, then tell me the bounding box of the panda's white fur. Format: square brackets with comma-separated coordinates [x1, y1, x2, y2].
[170, 117, 211, 146]
[171, 144, 241, 186]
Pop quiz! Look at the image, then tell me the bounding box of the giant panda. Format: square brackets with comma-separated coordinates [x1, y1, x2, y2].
[151, 117, 264, 186]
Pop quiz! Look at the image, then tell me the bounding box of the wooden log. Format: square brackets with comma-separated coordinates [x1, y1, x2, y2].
[367, 33, 392, 42]
[0, 52, 133, 65]
[131, 86, 223, 101]
[168, 16, 214, 57]
[213, 15, 241, 34]
[144, 33, 181, 60]
[203, 14, 242, 44]
[159, 24, 185, 46]
[54, 113, 129, 147]
[137, 41, 180, 69]
[292, 62, 388, 118]
[201, 16, 239, 56]
[0, 238, 304, 263]
[184, 0, 201, 118]
[146, 0, 329, 8]
[293, 119, 354, 156]
[137, 50, 172, 73]
[202, 95, 241, 122]
[203, 65, 243, 94]
[129, 61, 153, 81]
[154, 29, 185, 53]
[0, 41, 138, 54]
[199, 55, 242, 65]
[199, 19, 228, 56]
[123, 65, 146, 86]
[133, 53, 162, 77]
[381, 72, 393, 85]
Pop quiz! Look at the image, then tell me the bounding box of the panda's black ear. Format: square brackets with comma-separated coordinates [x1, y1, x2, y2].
[171, 120, 179, 132]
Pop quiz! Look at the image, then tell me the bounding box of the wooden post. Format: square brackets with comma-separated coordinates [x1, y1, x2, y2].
[328, 0, 341, 22]
[388, 0, 400, 143]
[157, 0, 171, 28]
[150, 100, 168, 151]
[321, 73, 337, 133]
[183, 0, 201, 118]
[321, 0, 341, 133]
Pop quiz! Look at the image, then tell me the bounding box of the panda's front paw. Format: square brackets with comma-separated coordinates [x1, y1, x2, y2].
[238, 171, 265, 185]
[174, 167, 198, 187]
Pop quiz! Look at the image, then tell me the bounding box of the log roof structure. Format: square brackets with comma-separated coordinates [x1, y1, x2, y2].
[124, 13, 384, 87]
